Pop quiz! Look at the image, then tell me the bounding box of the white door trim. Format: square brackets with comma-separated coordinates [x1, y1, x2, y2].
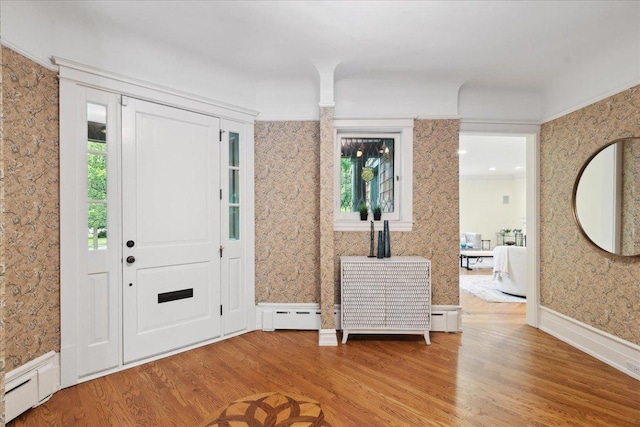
[458, 121, 541, 328]
[53, 57, 258, 122]
[59, 63, 257, 388]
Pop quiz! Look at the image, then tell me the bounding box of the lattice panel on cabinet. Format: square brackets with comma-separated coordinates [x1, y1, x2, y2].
[341, 262, 386, 328]
[341, 257, 431, 332]
[385, 262, 430, 328]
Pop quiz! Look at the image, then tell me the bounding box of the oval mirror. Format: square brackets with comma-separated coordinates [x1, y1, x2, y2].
[572, 137, 640, 257]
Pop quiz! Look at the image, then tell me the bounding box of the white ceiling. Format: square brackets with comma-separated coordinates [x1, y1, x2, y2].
[1, 1, 639, 120]
[60, 1, 638, 88]
[459, 135, 526, 178]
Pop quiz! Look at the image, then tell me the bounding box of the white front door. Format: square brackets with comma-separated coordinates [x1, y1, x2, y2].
[121, 98, 221, 363]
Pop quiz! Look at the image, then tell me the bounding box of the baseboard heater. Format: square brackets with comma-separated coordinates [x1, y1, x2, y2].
[257, 303, 461, 333]
[258, 303, 339, 331]
[5, 351, 59, 423]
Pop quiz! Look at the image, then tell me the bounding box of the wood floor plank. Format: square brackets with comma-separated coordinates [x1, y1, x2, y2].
[9, 290, 640, 426]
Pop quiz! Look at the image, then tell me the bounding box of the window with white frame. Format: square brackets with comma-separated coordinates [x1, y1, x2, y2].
[334, 119, 414, 231]
[339, 135, 398, 216]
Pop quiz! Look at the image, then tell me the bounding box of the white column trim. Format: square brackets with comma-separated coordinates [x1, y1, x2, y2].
[318, 329, 339, 346]
[317, 62, 338, 106]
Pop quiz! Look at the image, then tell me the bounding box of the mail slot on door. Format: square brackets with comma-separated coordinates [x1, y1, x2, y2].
[157, 288, 194, 304]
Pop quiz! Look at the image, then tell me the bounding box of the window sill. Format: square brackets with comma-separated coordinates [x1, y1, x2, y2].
[333, 219, 413, 232]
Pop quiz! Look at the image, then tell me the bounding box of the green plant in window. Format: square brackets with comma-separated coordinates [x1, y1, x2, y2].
[372, 204, 382, 220]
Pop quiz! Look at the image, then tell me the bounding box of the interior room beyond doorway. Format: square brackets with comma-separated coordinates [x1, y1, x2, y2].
[458, 134, 528, 304]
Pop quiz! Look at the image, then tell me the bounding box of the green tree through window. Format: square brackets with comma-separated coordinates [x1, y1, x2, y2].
[88, 120, 108, 249]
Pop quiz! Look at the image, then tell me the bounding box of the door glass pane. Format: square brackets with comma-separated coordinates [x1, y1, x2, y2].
[229, 206, 240, 240]
[88, 140, 106, 151]
[87, 102, 108, 250]
[87, 154, 107, 200]
[229, 131, 240, 240]
[340, 137, 395, 213]
[88, 202, 107, 249]
[229, 170, 239, 204]
[229, 132, 239, 167]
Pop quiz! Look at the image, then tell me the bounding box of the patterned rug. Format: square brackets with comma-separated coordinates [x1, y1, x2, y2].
[460, 275, 526, 303]
[205, 392, 332, 426]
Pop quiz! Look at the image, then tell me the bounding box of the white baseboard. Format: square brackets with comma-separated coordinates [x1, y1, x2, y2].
[5, 351, 60, 422]
[539, 306, 640, 380]
[255, 303, 462, 333]
[431, 305, 463, 333]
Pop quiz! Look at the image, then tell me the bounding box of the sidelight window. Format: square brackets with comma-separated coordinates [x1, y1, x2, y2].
[87, 103, 108, 250]
[229, 131, 240, 240]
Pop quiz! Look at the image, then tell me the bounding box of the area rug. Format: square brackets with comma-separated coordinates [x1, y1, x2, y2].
[460, 275, 526, 303]
[205, 392, 332, 426]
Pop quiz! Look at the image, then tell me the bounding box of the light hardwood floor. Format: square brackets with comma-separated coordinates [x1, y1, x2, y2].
[10, 289, 639, 426]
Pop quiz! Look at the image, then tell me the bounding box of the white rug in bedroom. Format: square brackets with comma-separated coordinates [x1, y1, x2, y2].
[460, 275, 526, 303]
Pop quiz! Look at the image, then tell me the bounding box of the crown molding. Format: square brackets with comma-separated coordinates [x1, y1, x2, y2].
[256, 115, 320, 122]
[541, 79, 640, 124]
[0, 39, 58, 71]
[415, 114, 461, 120]
[460, 173, 526, 181]
[53, 56, 259, 119]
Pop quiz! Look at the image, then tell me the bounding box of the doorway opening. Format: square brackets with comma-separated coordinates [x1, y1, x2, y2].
[458, 132, 533, 319]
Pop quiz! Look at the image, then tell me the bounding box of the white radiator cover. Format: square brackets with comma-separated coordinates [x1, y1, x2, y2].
[257, 303, 339, 331]
[5, 351, 59, 422]
[256, 303, 461, 332]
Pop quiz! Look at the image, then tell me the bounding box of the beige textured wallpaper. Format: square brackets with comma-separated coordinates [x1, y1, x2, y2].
[0, 45, 5, 427]
[254, 121, 321, 303]
[621, 139, 640, 255]
[255, 118, 460, 308]
[540, 85, 640, 345]
[2, 47, 61, 371]
[319, 107, 335, 328]
[334, 119, 461, 306]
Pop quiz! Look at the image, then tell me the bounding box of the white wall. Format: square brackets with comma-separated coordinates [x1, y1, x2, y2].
[460, 176, 526, 248]
[511, 176, 527, 234]
[0, 1, 259, 110]
[255, 78, 320, 121]
[458, 85, 543, 123]
[541, 31, 640, 122]
[334, 77, 461, 119]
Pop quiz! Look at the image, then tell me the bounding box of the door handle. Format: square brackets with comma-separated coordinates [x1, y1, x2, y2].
[126, 256, 136, 264]
[126, 240, 135, 248]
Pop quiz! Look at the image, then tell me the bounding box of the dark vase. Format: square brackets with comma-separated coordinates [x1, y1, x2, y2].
[377, 231, 384, 258]
[360, 212, 368, 221]
[383, 220, 391, 257]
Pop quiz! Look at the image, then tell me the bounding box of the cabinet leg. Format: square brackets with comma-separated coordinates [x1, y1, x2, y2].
[424, 332, 431, 345]
[341, 331, 349, 344]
